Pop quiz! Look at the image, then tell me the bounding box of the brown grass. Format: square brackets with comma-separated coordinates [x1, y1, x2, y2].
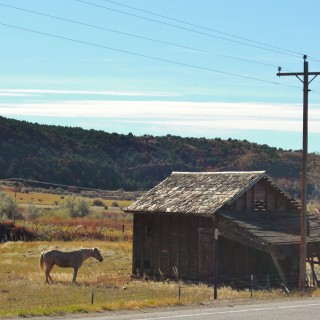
[2, 185, 133, 208]
[0, 241, 319, 317]
[1, 186, 319, 317]
[1, 186, 133, 241]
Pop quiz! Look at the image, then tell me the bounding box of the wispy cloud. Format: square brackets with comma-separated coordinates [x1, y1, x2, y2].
[0, 93, 37, 97]
[0, 89, 179, 97]
[1, 100, 319, 133]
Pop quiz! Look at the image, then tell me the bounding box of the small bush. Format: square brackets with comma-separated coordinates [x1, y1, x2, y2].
[74, 199, 90, 217]
[0, 221, 36, 241]
[93, 199, 105, 207]
[64, 195, 90, 217]
[0, 193, 20, 220]
[23, 203, 39, 221]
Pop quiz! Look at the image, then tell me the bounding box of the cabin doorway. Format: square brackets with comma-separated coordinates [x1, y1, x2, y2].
[198, 228, 214, 280]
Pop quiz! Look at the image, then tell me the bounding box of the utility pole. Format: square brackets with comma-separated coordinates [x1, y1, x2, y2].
[277, 55, 320, 291]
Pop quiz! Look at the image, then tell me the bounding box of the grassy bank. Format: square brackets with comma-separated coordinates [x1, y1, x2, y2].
[1, 241, 320, 318]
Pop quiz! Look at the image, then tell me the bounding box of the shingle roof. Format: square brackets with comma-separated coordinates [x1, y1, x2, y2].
[126, 171, 267, 215]
[219, 211, 320, 246]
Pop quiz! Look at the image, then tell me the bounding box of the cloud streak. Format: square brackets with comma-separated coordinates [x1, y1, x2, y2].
[0, 89, 179, 97]
[1, 100, 320, 133]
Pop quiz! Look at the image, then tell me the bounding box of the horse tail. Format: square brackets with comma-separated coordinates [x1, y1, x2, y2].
[40, 252, 45, 271]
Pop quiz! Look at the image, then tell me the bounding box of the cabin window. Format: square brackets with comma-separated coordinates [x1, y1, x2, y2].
[254, 200, 267, 211]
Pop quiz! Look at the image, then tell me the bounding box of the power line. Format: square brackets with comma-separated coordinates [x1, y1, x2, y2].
[101, 0, 306, 59]
[100, 0, 320, 64]
[0, 21, 302, 90]
[0, 3, 280, 69]
[76, 0, 301, 59]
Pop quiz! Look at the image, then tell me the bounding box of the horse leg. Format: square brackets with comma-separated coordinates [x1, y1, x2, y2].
[72, 267, 79, 284]
[45, 264, 54, 284]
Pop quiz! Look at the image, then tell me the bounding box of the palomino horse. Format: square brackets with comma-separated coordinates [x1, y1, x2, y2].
[40, 248, 103, 284]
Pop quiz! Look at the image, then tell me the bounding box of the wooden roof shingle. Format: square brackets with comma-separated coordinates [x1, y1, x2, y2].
[126, 171, 268, 215]
[219, 211, 320, 246]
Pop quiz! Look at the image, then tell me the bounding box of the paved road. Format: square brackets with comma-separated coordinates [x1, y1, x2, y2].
[51, 297, 320, 320]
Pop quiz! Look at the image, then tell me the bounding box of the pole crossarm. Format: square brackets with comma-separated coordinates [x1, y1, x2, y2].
[309, 75, 318, 85]
[277, 72, 320, 76]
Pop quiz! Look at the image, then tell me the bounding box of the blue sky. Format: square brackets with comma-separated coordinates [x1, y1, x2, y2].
[1, 0, 320, 151]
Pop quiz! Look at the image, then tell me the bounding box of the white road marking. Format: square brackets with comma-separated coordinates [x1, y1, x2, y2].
[133, 302, 320, 320]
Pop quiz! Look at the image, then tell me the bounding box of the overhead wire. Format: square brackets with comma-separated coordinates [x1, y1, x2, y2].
[0, 3, 318, 92]
[80, 0, 320, 89]
[99, 0, 320, 64]
[0, 22, 302, 91]
[100, 0, 304, 58]
[0, 3, 281, 69]
[76, 0, 301, 59]
[74, 0, 320, 78]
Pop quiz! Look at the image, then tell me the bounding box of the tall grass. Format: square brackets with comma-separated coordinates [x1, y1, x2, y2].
[1, 186, 320, 317]
[1, 241, 319, 317]
[19, 211, 132, 241]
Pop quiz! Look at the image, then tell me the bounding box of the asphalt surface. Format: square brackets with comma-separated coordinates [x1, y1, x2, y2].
[29, 297, 320, 320]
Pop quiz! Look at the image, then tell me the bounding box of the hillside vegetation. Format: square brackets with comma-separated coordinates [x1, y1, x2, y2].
[0, 116, 303, 194]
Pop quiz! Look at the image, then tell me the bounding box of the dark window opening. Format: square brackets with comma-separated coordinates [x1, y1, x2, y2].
[254, 200, 267, 211]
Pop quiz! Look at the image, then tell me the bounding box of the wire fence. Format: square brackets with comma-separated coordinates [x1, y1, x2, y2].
[0, 282, 212, 313]
[0, 272, 318, 314]
[219, 269, 320, 292]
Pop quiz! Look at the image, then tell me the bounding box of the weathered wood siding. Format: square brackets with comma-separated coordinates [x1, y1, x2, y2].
[133, 213, 209, 280]
[231, 179, 297, 214]
[128, 172, 308, 286]
[133, 213, 280, 282]
[218, 237, 277, 281]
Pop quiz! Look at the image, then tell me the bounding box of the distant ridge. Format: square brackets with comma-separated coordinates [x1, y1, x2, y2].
[0, 116, 303, 195]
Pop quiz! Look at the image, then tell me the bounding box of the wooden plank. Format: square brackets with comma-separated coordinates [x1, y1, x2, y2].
[169, 215, 178, 278]
[198, 228, 214, 280]
[270, 252, 287, 284]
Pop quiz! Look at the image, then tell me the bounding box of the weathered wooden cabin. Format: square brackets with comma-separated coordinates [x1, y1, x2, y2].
[125, 171, 320, 288]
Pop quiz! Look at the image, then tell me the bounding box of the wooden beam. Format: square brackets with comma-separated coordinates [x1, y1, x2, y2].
[309, 257, 318, 286]
[270, 252, 287, 285]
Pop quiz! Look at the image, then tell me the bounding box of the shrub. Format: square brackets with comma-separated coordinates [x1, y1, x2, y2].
[0, 193, 20, 220]
[0, 221, 36, 241]
[64, 195, 90, 217]
[23, 203, 39, 221]
[75, 198, 90, 217]
[112, 201, 119, 207]
[93, 199, 105, 207]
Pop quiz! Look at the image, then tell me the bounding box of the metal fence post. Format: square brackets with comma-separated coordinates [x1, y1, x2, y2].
[250, 274, 253, 298]
[266, 274, 270, 291]
[91, 288, 94, 305]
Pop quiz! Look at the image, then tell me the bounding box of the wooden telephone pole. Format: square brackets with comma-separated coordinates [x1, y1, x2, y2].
[277, 55, 320, 291]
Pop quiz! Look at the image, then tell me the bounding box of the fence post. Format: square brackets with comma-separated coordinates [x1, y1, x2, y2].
[250, 274, 254, 298]
[266, 274, 270, 291]
[91, 288, 94, 305]
[178, 284, 181, 302]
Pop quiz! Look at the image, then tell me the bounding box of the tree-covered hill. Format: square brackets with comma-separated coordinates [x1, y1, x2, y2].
[0, 116, 303, 193]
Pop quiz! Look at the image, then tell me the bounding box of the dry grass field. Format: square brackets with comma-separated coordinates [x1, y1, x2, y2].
[3, 240, 318, 318]
[0, 241, 213, 317]
[1, 185, 133, 208]
[1, 186, 320, 317]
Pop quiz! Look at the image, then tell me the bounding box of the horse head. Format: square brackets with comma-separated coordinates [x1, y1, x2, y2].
[93, 248, 103, 262]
